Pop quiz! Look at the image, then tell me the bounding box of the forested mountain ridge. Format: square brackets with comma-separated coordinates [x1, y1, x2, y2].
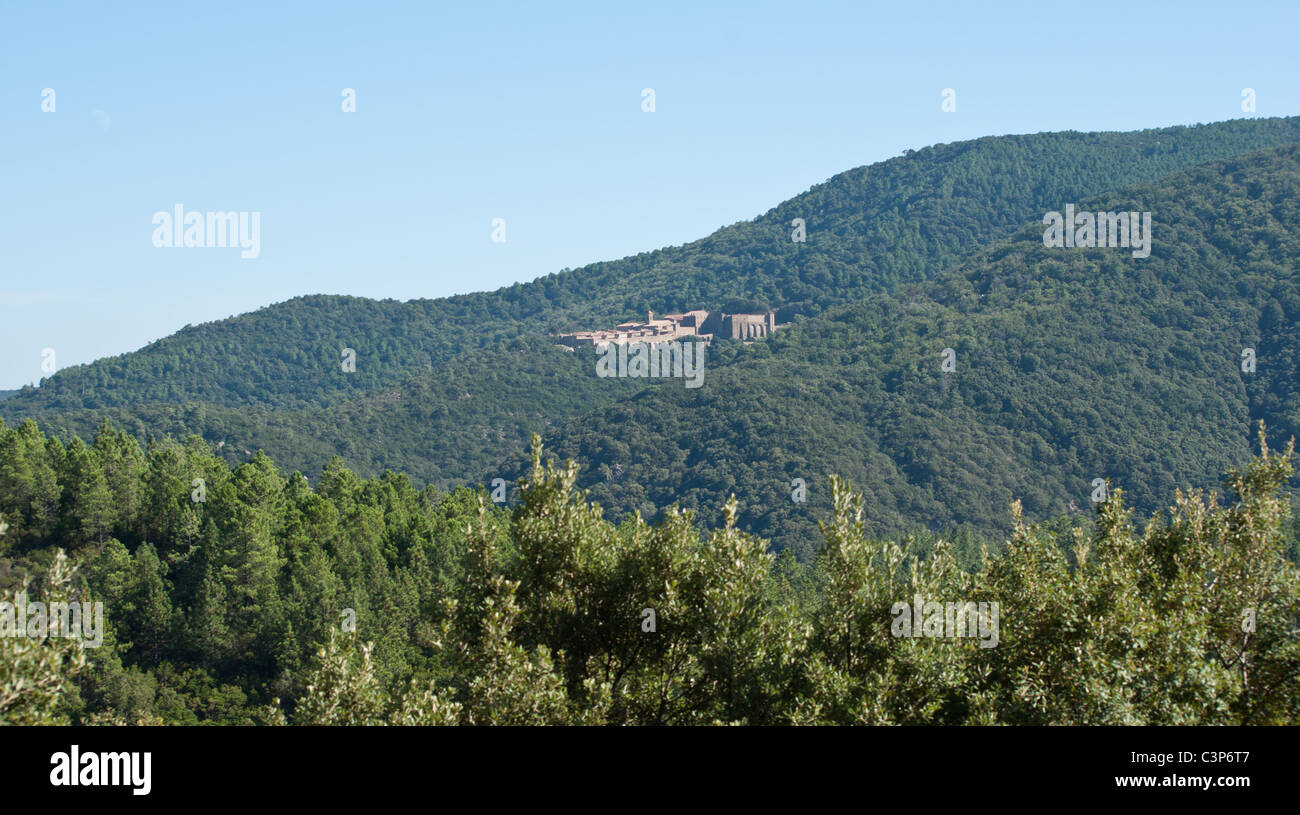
[7, 118, 1300, 502]
[23, 138, 1299, 562]
[4, 118, 1300, 551]
[531, 143, 1300, 556]
[7, 117, 1300, 416]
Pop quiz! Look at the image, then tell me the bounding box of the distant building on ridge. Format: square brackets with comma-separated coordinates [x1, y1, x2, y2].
[557, 308, 787, 348]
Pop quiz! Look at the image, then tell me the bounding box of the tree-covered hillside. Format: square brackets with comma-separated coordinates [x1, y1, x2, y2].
[16, 337, 644, 490]
[5, 119, 1300, 552]
[535, 144, 1300, 556]
[8, 118, 1300, 416]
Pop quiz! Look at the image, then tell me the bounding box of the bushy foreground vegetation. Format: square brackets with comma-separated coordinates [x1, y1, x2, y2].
[3, 419, 1297, 725]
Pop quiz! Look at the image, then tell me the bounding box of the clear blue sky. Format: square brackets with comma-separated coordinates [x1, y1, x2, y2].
[2, 0, 1297, 389]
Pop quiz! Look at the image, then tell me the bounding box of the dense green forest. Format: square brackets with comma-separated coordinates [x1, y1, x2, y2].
[537, 144, 1300, 555]
[6, 118, 1300, 512]
[3, 420, 1298, 724]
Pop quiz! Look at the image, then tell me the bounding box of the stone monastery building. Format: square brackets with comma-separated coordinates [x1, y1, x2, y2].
[557, 309, 788, 348]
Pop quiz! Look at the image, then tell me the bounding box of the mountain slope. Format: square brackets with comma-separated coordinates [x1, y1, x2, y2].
[531, 144, 1300, 557]
[5, 118, 1300, 534]
[9, 117, 1300, 417]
